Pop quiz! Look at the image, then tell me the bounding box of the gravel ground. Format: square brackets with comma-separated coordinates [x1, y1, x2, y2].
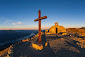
[9, 34, 85, 57]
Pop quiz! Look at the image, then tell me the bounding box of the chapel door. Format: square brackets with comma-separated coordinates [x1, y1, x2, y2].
[56, 28, 58, 33]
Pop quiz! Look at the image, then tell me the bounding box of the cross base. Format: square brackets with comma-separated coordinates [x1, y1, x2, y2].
[32, 43, 43, 50]
[31, 41, 48, 50]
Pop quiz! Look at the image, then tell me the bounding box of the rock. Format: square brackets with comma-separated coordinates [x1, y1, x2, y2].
[22, 38, 30, 42]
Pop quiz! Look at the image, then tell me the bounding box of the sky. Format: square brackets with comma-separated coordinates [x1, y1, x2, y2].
[0, 0, 85, 30]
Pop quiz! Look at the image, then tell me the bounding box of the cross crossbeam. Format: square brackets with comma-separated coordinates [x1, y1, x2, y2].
[34, 16, 47, 21]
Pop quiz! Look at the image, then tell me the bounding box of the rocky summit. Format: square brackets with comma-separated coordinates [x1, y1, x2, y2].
[2, 32, 84, 57]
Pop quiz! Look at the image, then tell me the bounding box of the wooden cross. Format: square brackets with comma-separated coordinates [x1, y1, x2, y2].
[34, 10, 47, 43]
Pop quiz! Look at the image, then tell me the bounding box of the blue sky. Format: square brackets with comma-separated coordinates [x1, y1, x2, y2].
[0, 0, 85, 30]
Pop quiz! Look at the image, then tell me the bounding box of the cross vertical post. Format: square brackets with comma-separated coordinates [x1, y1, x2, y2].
[34, 10, 47, 43]
[38, 10, 41, 43]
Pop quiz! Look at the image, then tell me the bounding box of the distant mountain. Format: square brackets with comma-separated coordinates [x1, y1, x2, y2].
[66, 28, 85, 36]
[0, 30, 38, 43]
[79, 27, 85, 29]
[0, 30, 38, 51]
[66, 28, 78, 32]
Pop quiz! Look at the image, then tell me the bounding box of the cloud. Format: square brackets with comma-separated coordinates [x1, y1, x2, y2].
[12, 22, 23, 25]
[0, 17, 3, 20]
[5, 20, 11, 23]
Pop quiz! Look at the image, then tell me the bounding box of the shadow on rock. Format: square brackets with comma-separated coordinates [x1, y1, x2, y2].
[65, 41, 85, 57]
[56, 48, 80, 57]
[30, 42, 56, 57]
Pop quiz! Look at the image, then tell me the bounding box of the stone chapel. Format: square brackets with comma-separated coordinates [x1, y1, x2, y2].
[45, 22, 66, 34]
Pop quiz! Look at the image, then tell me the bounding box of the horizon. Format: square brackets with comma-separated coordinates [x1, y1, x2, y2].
[0, 27, 84, 30]
[0, 0, 85, 30]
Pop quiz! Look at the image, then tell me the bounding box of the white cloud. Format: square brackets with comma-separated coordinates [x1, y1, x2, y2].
[5, 20, 11, 23]
[12, 22, 23, 25]
[0, 17, 3, 20]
